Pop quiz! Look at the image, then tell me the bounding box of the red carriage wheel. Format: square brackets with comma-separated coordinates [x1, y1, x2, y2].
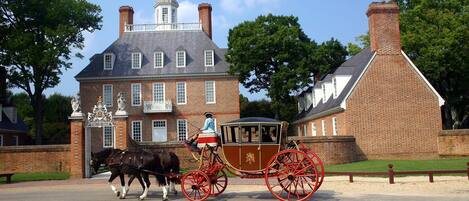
[181, 170, 212, 201]
[265, 149, 319, 201]
[210, 169, 228, 196]
[305, 150, 324, 191]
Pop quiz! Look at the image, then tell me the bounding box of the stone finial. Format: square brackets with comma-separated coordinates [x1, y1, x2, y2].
[70, 93, 84, 117]
[115, 92, 128, 116]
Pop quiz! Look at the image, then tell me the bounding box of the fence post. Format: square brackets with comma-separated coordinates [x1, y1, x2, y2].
[429, 173, 434, 183]
[388, 164, 395, 184]
[466, 162, 469, 181]
[349, 174, 353, 183]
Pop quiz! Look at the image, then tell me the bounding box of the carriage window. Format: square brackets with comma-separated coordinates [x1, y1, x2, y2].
[241, 126, 260, 143]
[222, 126, 239, 144]
[261, 125, 279, 143]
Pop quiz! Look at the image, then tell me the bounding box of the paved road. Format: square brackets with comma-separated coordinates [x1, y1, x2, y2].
[0, 176, 468, 201]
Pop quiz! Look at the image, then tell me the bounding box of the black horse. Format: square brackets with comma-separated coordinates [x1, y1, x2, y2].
[91, 148, 180, 200]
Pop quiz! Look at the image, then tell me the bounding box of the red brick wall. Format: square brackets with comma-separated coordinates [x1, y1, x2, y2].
[438, 129, 469, 156]
[0, 145, 70, 173]
[346, 54, 442, 159]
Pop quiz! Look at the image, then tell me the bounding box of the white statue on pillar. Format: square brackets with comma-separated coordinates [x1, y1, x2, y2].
[115, 92, 128, 116]
[71, 93, 84, 117]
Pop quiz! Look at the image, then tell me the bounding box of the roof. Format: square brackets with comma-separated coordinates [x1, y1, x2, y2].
[75, 31, 231, 80]
[294, 48, 374, 123]
[0, 108, 29, 134]
[225, 117, 281, 124]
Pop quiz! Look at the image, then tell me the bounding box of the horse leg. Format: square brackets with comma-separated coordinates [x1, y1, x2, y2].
[108, 171, 120, 197]
[138, 174, 150, 200]
[119, 173, 127, 199]
[169, 177, 177, 195]
[135, 174, 145, 192]
[162, 177, 169, 201]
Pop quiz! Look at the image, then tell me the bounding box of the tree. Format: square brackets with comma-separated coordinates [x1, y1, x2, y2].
[0, 0, 102, 144]
[396, 0, 469, 128]
[313, 38, 348, 80]
[227, 14, 347, 119]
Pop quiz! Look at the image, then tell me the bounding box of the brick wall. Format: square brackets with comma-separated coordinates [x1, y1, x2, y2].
[438, 129, 469, 156]
[346, 54, 442, 159]
[0, 145, 70, 173]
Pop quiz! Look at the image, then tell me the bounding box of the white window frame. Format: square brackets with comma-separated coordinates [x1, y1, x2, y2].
[176, 51, 186, 68]
[152, 120, 167, 128]
[204, 50, 214, 67]
[176, 82, 187, 105]
[177, 119, 188, 141]
[162, 7, 168, 23]
[131, 52, 142, 69]
[322, 120, 326, 136]
[0, 135, 3, 146]
[131, 83, 142, 106]
[332, 117, 338, 136]
[205, 80, 216, 104]
[132, 121, 143, 142]
[312, 122, 317, 136]
[152, 82, 165, 103]
[303, 124, 307, 136]
[103, 84, 113, 107]
[103, 53, 113, 70]
[103, 126, 113, 148]
[154, 52, 164, 68]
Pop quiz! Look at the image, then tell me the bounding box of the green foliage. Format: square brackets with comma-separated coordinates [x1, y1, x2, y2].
[347, 43, 363, 56]
[239, 95, 275, 119]
[0, 0, 102, 144]
[0, 172, 69, 184]
[313, 38, 348, 78]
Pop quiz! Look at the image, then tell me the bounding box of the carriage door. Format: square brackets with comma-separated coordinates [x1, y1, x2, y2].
[240, 124, 262, 171]
[259, 124, 281, 168]
[152, 120, 167, 142]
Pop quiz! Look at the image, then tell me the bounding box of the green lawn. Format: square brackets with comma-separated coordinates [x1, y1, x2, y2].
[325, 158, 469, 173]
[0, 172, 69, 184]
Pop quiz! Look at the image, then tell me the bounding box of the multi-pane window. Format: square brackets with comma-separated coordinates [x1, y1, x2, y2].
[176, 82, 186, 104]
[177, 119, 187, 141]
[132, 121, 142, 142]
[154, 52, 164, 68]
[332, 77, 337, 98]
[204, 50, 214, 67]
[104, 54, 113, 70]
[332, 117, 338, 136]
[312, 122, 317, 136]
[162, 8, 168, 23]
[171, 8, 176, 23]
[153, 83, 165, 103]
[0, 135, 3, 146]
[103, 127, 113, 148]
[176, 51, 186, 67]
[131, 53, 142, 69]
[322, 120, 326, 136]
[131, 83, 141, 106]
[205, 81, 216, 104]
[103, 84, 113, 107]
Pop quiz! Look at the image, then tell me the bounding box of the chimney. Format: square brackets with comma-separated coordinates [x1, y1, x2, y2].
[198, 3, 212, 39]
[119, 6, 134, 37]
[366, 2, 401, 54]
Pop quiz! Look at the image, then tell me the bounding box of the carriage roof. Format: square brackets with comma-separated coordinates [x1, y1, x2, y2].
[222, 117, 281, 125]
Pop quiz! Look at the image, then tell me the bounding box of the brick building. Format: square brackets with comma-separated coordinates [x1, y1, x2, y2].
[293, 2, 444, 159]
[75, 0, 239, 153]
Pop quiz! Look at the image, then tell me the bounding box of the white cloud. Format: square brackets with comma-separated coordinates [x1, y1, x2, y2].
[178, 1, 199, 23]
[220, 0, 282, 14]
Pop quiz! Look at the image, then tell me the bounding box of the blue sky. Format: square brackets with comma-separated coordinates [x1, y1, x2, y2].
[36, 0, 375, 101]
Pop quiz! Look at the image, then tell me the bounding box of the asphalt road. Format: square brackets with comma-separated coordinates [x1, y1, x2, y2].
[0, 176, 468, 201]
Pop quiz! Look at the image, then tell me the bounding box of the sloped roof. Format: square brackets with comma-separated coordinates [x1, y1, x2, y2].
[0, 109, 28, 134]
[75, 30, 230, 80]
[294, 48, 374, 123]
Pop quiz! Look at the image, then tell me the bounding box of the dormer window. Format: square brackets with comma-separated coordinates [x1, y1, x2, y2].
[204, 50, 214, 67]
[131, 52, 142, 69]
[332, 77, 337, 98]
[154, 52, 164, 68]
[176, 51, 186, 67]
[322, 84, 326, 103]
[103, 53, 113, 70]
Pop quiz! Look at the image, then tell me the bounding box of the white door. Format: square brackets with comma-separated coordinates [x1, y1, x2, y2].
[152, 120, 167, 142]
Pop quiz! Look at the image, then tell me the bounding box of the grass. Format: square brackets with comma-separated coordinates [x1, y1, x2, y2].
[0, 172, 70, 184]
[325, 158, 469, 173]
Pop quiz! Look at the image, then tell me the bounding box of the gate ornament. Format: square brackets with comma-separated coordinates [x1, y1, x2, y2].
[70, 93, 84, 117]
[115, 92, 127, 116]
[87, 96, 113, 128]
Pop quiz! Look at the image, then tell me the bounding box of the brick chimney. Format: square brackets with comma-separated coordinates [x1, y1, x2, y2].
[367, 2, 401, 54]
[198, 3, 212, 39]
[119, 6, 134, 37]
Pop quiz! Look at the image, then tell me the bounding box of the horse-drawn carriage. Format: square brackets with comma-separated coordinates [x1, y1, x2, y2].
[181, 117, 324, 201]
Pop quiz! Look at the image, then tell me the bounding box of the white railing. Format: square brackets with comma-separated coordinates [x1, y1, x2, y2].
[124, 23, 202, 32]
[143, 100, 173, 113]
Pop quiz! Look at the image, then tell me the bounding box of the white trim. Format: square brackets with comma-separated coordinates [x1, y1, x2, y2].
[176, 51, 186, 68]
[303, 124, 307, 136]
[332, 77, 338, 99]
[131, 120, 143, 142]
[321, 120, 326, 136]
[176, 119, 188, 141]
[131, 83, 142, 106]
[297, 126, 301, 136]
[205, 80, 216, 104]
[401, 50, 445, 106]
[154, 52, 164, 68]
[0, 135, 3, 146]
[103, 84, 113, 107]
[152, 82, 165, 103]
[311, 122, 317, 136]
[341, 53, 377, 109]
[332, 117, 337, 136]
[103, 53, 113, 70]
[176, 82, 187, 105]
[102, 126, 113, 148]
[131, 52, 142, 69]
[204, 50, 214, 67]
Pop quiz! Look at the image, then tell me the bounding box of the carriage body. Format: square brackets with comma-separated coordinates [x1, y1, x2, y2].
[181, 117, 325, 201]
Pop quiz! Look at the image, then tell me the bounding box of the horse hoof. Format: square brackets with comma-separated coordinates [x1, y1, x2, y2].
[138, 197, 144, 201]
[162, 198, 168, 201]
[116, 192, 120, 197]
